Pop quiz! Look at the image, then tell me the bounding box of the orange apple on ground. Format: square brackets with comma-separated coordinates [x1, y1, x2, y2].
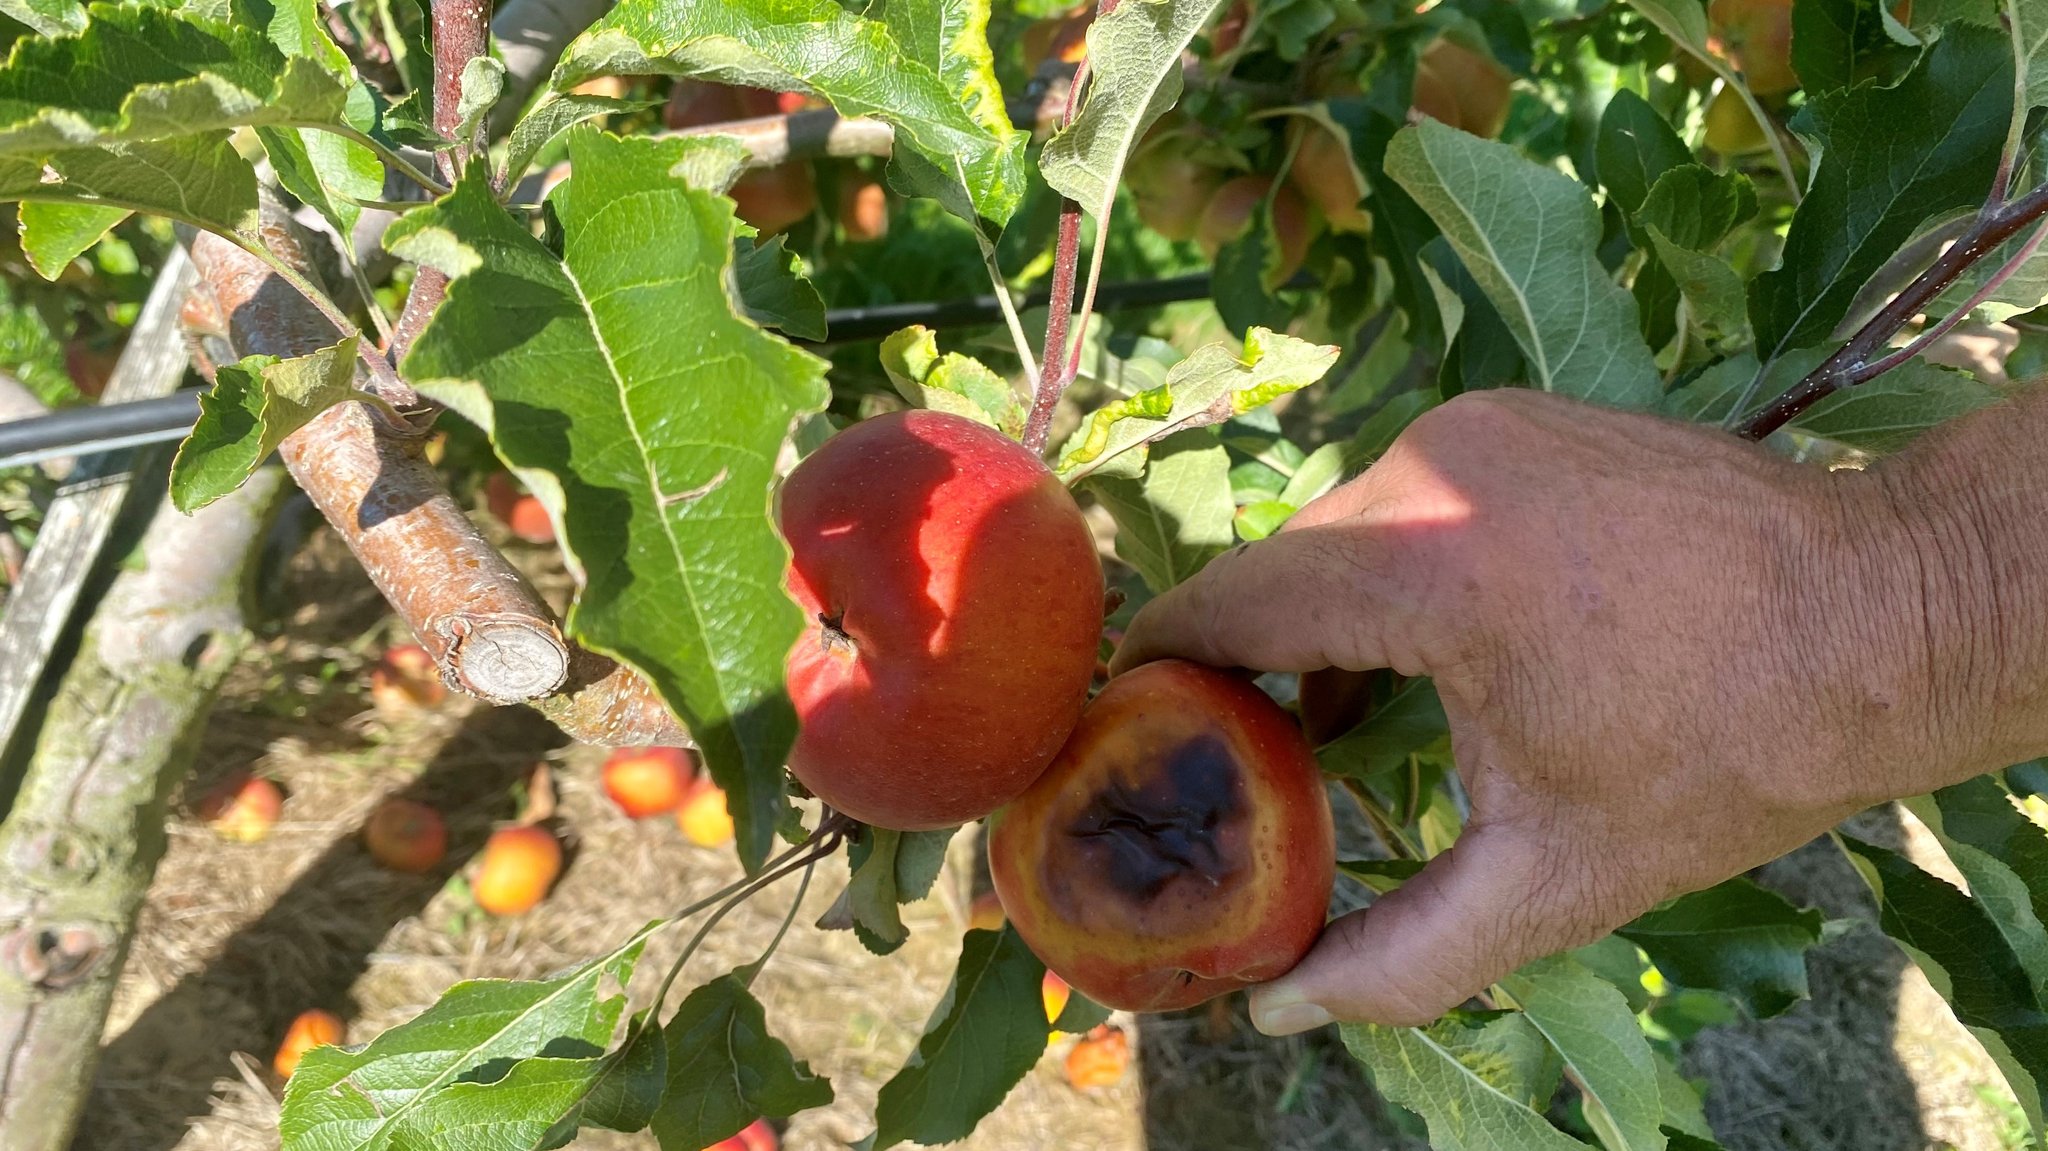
[989, 659, 1336, 1012]
[363, 798, 448, 873]
[730, 164, 817, 236]
[839, 173, 889, 242]
[968, 890, 1007, 932]
[677, 777, 736, 847]
[483, 471, 555, 544]
[1196, 176, 1314, 284]
[706, 1118, 778, 1151]
[781, 410, 1103, 830]
[1286, 118, 1371, 233]
[1412, 36, 1514, 139]
[274, 1008, 345, 1078]
[602, 746, 695, 818]
[369, 643, 447, 715]
[196, 773, 283, 843]
[472, 825, 563, 916]
[1065, 1024, 1131, 1089]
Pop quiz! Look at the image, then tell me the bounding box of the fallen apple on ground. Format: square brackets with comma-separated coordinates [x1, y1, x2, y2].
[1064, 1024, 1131, 1089]
[989, 659, 1335, 1012]
[196, 773, 283, 843]
[472, 825, 563, 916]
[781, 410, 1103, 830]
[677, 777, 736, 847]
[703, 1118, 777, 1151]
[273, 1008, 345, 1078]
[363, 797, 448, 874]
[368, 643, 447, 715]
[602, 746, 695, 818]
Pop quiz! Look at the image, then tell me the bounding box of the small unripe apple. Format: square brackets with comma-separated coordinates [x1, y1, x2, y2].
[368, 643, 447, 715]
[707, 1118, 778, 1151]
[274, 1008, 345, 1078]
[839, 174, 890, 242]
[364, 798, 448, 873]
[1064, 1024, 1131, 1089]
[781, 410, 1104, 830]
[601, 746, 695, 818]
[472, 825, 563, 916]
[1196, 176, 1314, 284]
[196, 773, 283, 843]
[1703, 85, 1770, 154]
[484, 472, 556, 544]
[1412, 37, 1514, 139]
[968, 890, 1007, 932]
[989, 659, 1336, 1012]
[730, 164, 817, 236]
[1287, 119, 1371, 234]
[677, 777, 736, 847]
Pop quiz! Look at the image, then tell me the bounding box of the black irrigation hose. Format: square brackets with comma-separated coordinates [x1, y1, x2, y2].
[0, 273, 1230, 469]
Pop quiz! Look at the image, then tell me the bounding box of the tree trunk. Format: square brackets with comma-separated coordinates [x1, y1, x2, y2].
[0, 467, 286, 1151]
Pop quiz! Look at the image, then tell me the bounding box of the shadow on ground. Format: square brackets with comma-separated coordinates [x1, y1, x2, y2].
[76, 704, 563, 1151]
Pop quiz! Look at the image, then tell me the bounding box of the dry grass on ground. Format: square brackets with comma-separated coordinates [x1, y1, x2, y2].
[70, 512, 2027, 1151]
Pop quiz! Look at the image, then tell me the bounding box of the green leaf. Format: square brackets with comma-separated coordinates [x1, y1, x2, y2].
[258, 122, 382, 241]
[20, 135, 260, 244]
[868, 926, 1049, 1150]
[733, 235, 827, 342]
[1497, 955, 1664, 1151]
[819, 826, 959, 956]
[1038, 0, 1227, 281]
[391, 134, 829, 874]
[1793, 360, 2001, 453]
[401, 1019, 665, 1149]
[1904, 776, 2048, 992]
[1212, 200, 1297, 329]
[16, 201, 129, 280]
[1791, 0, 1918, 94]
[878, 325, 1024, 435]
[0, 0, 83, 37]
[1615, 877, 1825, 1018]
[280, 942, 645, 1150]
[555, 0, 1026, 225]
[503, 92, 650, 186]
[873, 0, 1013, 153]
[1384, 119, 1662, 409]
[649, 974, 834, 1151]
[1279, 442, 1343, 507]
[1345, 388, 1441, 470]
[0, 4, 354, 156]
[2012, 0, 2048, 112]
[1933, 223, 2048, 323]
[1595, 89, 1691, 221]
[1050, 989, 1112, 1034]
[1637, 166, 1756, 250]
[1343, 1015, 1585, 1151]
[1751, 26, 2012, 361]
[1316, 678, 1449, 779]
[1840, 832, 2048, 1142]
[1645, 230, 1749, 347]
[1234, 498, 1296, 541]
[581, 1016, 669, 1132]
[1055, 327, 1339, 482]
[1337, 857, 1427, 893]
[170, 337, 367, 514]
[1084, 430, 1234, 594]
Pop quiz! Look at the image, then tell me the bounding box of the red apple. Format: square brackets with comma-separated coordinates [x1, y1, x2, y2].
[274, 1008, 346, 1078]
[471, 825, 562, 916]
[839, 173, 890, 242]
[988, 659, 1335, 1012]
[1196, 176, 1314, 284]
[665, 81, 782, 130]
[196, 773, 284, 843]
[780, 410, 1103, 830]
[363, 798, 448, 874]
[706, 1118, 778, 1151]
[369, 643, 447, 715]
[730, 165, 817, 236]
[483, 471, 556, 544]
[602, 746, 695, 818]
[1707, 0, 1797, 96]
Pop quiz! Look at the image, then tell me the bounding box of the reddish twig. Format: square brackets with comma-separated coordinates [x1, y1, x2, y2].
[388, 0, 487, 363]
[1737, 178, 2048, 440]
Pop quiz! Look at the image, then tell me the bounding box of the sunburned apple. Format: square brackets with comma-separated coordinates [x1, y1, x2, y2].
[781, 410, 1103, 830]
[989, 659, 1335, 1012]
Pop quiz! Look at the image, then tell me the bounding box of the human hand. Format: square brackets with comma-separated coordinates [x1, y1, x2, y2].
[1109, 389, 1958, 1033]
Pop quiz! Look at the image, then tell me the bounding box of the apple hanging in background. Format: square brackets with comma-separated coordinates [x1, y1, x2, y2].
[484, 471, 556, 544]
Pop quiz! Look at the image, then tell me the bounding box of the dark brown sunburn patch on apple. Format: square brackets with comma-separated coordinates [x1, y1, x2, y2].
[1063, 733, 1248, 910]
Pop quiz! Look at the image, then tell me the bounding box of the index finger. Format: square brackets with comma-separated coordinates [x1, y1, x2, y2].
[1107, 520, 1406, 677]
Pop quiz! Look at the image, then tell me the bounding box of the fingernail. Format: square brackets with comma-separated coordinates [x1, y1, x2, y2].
[1250, 990, 1334, 1036]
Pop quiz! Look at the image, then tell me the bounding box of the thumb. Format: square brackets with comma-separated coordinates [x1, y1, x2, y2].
[1247, 821, 1586, 1032]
